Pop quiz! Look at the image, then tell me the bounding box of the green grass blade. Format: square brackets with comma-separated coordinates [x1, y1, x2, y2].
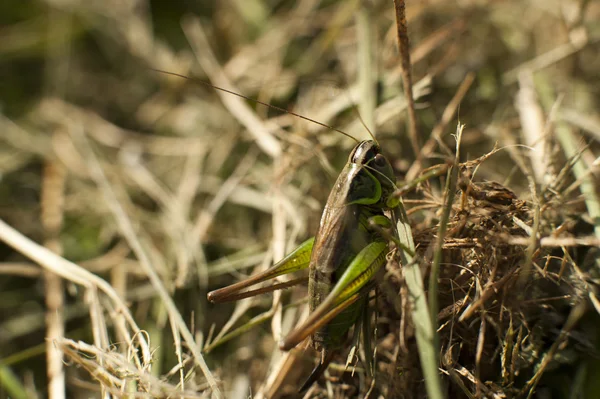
[396, 199, 445, 399]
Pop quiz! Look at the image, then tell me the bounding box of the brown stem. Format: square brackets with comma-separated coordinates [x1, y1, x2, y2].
[393, 0, 420, 157]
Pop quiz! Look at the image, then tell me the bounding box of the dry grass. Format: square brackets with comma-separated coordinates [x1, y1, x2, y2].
[1, 0, 599, 398]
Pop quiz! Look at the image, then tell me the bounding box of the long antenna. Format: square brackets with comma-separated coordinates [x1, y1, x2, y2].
[150, 69, 360, 144]
[354, 107, 378, 145]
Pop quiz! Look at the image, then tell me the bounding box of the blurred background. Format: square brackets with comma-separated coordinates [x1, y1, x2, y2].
[1, 0, 599, 398]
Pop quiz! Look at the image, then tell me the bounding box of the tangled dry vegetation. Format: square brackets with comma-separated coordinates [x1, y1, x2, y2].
[1, 0, 599, 398]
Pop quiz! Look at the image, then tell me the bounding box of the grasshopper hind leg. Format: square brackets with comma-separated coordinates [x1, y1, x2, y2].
[299, 349, 336, 393]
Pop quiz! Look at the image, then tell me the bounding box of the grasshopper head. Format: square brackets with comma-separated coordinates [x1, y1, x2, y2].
[349, 140, 396, 207]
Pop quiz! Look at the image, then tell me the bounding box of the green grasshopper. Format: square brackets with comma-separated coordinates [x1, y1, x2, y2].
[154, 57, 403, 392]
[208, 138, 401, 390]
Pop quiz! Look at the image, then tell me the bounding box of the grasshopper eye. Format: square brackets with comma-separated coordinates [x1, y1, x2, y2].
[373, 154, 387, 167]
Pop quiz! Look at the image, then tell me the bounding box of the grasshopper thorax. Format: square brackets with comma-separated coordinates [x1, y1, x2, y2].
[347, 140, 396, 208]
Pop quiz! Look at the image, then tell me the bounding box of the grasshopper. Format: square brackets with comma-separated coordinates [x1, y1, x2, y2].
[208, 137, 401, 390]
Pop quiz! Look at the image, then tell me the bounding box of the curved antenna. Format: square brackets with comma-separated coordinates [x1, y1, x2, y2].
[354, 108, 378, 144]
[150, 69, 360, 144]
[314, 77, 379, 145]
